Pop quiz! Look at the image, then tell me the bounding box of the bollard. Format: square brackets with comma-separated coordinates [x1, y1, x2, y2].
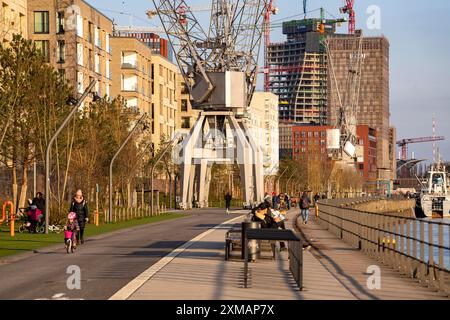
[95, 210, 99, 227]
[2, 202, 14, 236]
[315, 204, 319, 220]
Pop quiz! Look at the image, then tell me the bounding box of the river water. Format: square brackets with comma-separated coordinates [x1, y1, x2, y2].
[395, 218, 450, 270]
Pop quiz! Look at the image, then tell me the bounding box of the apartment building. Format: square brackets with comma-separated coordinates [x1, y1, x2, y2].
[1, 0, 27, 43]
[248, 92, 280, 177]
[327, 35, 392, 181]
[27, 0, 113, 103]
[177, 76, 199, 133]
[110, 36, 152, 114]
[292, 125, 378, 181]
[151, 54, 179, 151]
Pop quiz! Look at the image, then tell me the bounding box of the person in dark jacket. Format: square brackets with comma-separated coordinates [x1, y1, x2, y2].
[32, 192, 45, 214]
[299, 192, 311, 225]
[225, 192, 232, 214]
[69, 190, 89, 245]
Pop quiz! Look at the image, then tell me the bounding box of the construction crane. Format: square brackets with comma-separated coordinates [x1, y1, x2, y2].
[263, 0, 278, 92]
[397, 136, 445, 161]
[151, 0, 268, 209]
[146, 3, 212, 19]
[340, 0, 355, 34]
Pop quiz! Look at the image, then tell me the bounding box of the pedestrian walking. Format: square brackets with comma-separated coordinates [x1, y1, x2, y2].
[314, 193, 320, 204]
[225, 192, 232, 214]
[284, 194, 291, 210]
[299, 192, 311, 225]
[69, 190, 89, 245]
[32, 192, 45, 220]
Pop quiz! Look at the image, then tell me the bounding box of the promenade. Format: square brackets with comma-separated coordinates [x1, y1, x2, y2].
[110, 209, 450, 300]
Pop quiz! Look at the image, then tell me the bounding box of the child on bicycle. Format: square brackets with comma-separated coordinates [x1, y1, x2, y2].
[64, 212, 80, 249]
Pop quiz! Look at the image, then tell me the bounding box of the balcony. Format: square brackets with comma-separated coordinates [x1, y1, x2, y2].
[121, 62, 138, 70]
[122, 84, 138, 92]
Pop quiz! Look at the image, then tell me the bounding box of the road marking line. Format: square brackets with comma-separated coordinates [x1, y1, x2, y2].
[109, 215, 244, 300]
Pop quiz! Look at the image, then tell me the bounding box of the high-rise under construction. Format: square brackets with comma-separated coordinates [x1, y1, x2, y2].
[268, 18, 338, 125]
[269, 18, 394, 180]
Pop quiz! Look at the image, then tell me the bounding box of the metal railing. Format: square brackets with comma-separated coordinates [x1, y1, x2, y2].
[317, 200, 450, 295]
[288, 240, 303, 290]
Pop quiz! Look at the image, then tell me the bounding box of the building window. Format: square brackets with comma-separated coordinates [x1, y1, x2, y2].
[35, 40, 50, 62]
[34, 11, 49, 34]
[76, 14, 83, 38]
[95, 54, 100, 74]
[77, 43, 83, 66]
[77, 72, 84, 94]
[181, 99, 188, 112]
[181, 117, 190, 129]
[57, 12, 65, 34]
[57, 40, 65, 63]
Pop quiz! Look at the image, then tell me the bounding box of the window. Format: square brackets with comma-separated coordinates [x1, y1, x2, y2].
[77, 72, 84, 94]
[57, 41, 65, 63]
[34, 11, 49, 33]
[77, 43, 83, 66]
[76, 14, 83, 38]
[181, 117, 190, 129]
[88, 22, 93, 43]
[35, 40, 50, 62]
[57, 12, 65, 33]
[95, 54, 100, 73]
[106, 60, 110, 79]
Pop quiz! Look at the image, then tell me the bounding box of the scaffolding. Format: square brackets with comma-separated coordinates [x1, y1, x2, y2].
[268, 18, 339, 125]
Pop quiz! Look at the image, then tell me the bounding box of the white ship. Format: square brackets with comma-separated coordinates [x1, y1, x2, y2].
[419, 163, 450, 218]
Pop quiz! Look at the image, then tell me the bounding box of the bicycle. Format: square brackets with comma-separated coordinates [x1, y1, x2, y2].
[64, 230, 74, 254]
[35, 221, 63, 234]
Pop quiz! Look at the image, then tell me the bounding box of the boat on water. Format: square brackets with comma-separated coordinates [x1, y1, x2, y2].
[417, 163, 450, 218]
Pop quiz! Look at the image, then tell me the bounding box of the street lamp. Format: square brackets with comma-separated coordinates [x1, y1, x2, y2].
[150, 134, 182, 215]
[275, 167, 288, 194]
[45, 80, 96, 234]
[286, 172, 295, 195]
[109, 113, 148, 223]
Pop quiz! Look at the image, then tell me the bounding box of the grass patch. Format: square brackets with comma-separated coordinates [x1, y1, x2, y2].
[0, 213, 185, 258]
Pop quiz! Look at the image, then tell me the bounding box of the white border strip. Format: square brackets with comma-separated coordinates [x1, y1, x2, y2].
[109, 215, 244, 300]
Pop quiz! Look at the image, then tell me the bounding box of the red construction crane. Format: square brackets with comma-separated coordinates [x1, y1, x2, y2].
[264, 0, 278, 92]
[397, 136, 445, 161]
[340, 0, 355, 34]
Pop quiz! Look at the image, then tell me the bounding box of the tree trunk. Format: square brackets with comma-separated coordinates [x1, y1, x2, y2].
[18, 162, 29, 210]
[12, 163, 18, 212]
[127, 181, 131, 208]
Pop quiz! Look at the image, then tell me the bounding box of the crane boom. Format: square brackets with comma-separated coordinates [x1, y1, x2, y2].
[397, 136, 445, 161]
[340, 0, 355, 34]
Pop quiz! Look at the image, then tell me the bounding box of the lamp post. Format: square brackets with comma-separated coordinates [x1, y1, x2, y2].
[286, 172, 295, 195]
[109, 113, 148, 223]
[150, 134, 181, 215]
[45, 80, 96, 234]
[275, 167, 288, 194]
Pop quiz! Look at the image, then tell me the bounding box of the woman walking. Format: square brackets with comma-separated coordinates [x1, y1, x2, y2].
[69, 190, 89, 245]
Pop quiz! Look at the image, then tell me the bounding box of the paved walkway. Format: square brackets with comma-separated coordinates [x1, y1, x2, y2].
[110, 210, 449, 300]
[296, 214, 449, 300]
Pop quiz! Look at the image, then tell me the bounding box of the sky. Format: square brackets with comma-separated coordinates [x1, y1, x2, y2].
[87, 0, 450, 162]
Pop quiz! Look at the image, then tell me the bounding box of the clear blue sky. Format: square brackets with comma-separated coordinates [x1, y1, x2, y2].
[88, 0, 450, 162]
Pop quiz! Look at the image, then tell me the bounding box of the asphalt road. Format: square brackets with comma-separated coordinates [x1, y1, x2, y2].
[0, 208, 240, 300]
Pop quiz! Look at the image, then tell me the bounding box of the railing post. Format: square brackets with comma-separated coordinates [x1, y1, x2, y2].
[438, 223, 444, 292]
[428, 222, 434, 285]
[420, 220, 425, 282]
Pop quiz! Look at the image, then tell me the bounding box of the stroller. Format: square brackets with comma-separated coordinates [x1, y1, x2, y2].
[18, 205, 42, 233]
